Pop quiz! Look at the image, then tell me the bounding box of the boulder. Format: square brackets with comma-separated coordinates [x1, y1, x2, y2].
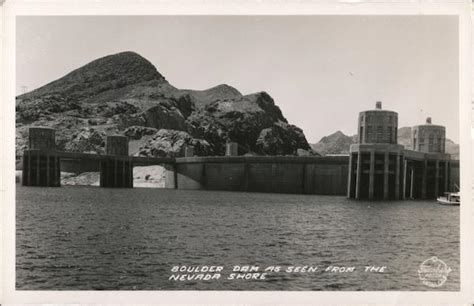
[142, 103, 187, 130]
[256, 122, 311, 155]
[64, 128, 106, 153]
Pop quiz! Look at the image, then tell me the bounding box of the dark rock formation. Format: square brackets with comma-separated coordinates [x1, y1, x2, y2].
[142, 102, 187, 131]
[16, 51, 314, 160]
[64, 128, 106, 153]
[256, 122, 311, 155]
[137, 129, 211, 157]
[16, 94, 80, 123]
[124, 126, 159, 140]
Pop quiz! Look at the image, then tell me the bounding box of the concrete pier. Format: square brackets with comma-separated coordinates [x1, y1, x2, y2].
[395, 154, 401, 200]
[355, 152, 362, 199]
[348, 144, 404, 200]
[434, 160, 439, 197]
[22, 127, 60, 187]
[100, 135, 133, 188]
[163, 164, 177, 189]
[444, 160, 449, 192]
[368, 150, 375, 200]
[347, 153, 353, 197]
[421, 159, 427, 199]
[402, 159, 407, 199]
[383, 152, 389, 200]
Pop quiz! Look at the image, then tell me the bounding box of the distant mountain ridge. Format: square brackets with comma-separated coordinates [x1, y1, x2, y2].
[16, 51, 314, 160]
[311, 131, 357, 155]
[311, 127, 459, 159]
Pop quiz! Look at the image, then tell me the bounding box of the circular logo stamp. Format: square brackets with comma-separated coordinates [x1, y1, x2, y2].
[418, 257, 452, 288]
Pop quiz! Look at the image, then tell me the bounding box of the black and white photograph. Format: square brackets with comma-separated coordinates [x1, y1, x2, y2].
[2, 1, 473, 304]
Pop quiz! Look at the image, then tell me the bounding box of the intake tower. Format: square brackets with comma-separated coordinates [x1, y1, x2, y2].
[347, 103, 454, 200]
[347, 102, 404, 200]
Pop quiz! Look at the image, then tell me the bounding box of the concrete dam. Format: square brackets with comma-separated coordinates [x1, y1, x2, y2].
[27, 134, 349, 195]
[20, 102, 460, 200]
[173, 155, 348, 195]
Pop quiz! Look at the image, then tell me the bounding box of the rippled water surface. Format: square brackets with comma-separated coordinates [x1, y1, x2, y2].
[16, 186, 459, 290]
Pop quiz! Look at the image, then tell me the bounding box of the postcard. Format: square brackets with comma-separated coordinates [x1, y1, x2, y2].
[1, 0, 472, 304]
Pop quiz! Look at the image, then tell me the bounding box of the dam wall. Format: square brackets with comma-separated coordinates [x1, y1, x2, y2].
[174, 156, 349, 195]
[60, 158, 100, 174]
[50, 152, 459, 197]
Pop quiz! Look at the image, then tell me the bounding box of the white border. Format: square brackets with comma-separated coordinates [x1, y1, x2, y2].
[1, 0, 472, 304]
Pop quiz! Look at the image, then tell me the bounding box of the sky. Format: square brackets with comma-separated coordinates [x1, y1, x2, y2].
[16, 15, 459, 143]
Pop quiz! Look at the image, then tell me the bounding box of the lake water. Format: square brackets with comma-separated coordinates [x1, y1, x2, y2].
[16, 186, 459, 291]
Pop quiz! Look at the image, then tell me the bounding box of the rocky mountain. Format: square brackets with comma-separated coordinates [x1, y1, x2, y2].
[16, 51, 314, 160]
[311, 131, 357, 155]
[311, 127, 459, 159]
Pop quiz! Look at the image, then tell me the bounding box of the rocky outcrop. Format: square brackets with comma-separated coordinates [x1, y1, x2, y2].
[137, 129, 211, 158]
[16, 94, 80, 123]
[124, 126, 159, 140]
[16, 51, 314, 161]
[142, 102, 187, 131]
[256, 122, 312, 155]
[311, 131, 357, 155]
[64, 128, 106, 153]
[184, 91, 307, 155]
[181, 84, 243, 108]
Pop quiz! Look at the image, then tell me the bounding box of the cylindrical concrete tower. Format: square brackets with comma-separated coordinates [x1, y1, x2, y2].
[412, 117, 446, 153]
[357, 101, 398, 144]
[348, 101, 404, 201]
[105, 135, 129, 156]
[28, 127, 56, 150]
[23, 127, 60, 187]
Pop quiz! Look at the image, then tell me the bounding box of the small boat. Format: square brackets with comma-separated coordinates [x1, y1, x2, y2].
[437, 192, 460, 206]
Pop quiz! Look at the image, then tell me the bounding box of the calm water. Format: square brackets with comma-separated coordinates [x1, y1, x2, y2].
[16, 186, 459, 291]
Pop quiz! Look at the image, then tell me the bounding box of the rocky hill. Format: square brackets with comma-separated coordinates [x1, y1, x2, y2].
[16, 51, 314, 161]
[311, 131, 357, 155]
[311, 127, 459, 159]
